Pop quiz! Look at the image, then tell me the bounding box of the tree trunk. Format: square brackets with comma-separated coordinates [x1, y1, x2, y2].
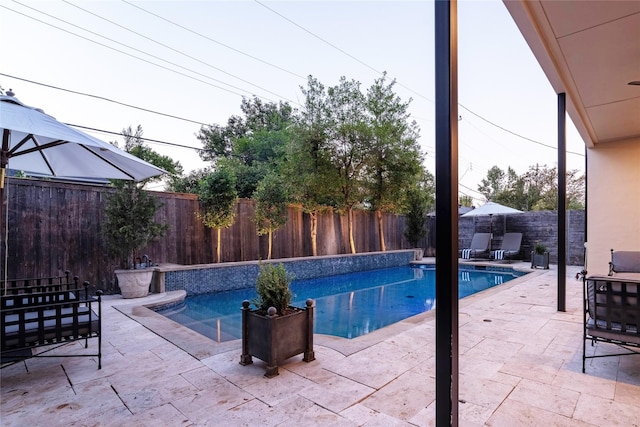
[216, 228, 221, 263]
[267, 229, 273, 260]
[376, 209, 386, 252]
[348, 207, 356, 254]
[310, 211, 318, 256]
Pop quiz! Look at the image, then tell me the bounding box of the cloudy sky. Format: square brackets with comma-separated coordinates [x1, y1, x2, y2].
[1, 0, 586, 202]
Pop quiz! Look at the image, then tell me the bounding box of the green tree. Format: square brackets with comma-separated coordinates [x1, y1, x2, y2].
[459, 195, 474, 207]
[325, 77, 371, 254]
[282, 76, 338, 256]
[253, 173, 289, 260]
[477, 164, 585, 211]
[364, 72, 423, 251]
[166, 167, 211, 193]
[103, 126, 170, 269]
[403, 171, 435, 248]
[566, 169, 586, 209]
[103, 182, 168, 269]
[196, 167, 238, 263]
[197, 97, 293, 196]
[118, 125, 183, 181]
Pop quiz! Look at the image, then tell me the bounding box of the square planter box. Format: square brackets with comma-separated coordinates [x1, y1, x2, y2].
[531, 251, 550, 269]
[240, 299, 315, 377]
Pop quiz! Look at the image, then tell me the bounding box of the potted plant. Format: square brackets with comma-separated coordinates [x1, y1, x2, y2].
[531, 242, 550, 269]
[103, 181, 168, 298]
[240, 263, 315, 377]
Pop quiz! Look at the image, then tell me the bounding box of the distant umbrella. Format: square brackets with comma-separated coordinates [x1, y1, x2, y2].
[461, 202, 523, 248]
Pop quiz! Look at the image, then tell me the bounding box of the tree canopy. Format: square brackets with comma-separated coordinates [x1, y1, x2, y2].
[477, 164, 585, 210]
[196, 166, 238, 263]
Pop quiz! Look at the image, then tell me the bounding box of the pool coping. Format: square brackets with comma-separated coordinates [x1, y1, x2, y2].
[113, 263, 543, 359]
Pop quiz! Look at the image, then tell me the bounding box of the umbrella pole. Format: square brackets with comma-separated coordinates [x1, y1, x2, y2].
[489, 214, 493, 251]
[2, 129, 9, 292]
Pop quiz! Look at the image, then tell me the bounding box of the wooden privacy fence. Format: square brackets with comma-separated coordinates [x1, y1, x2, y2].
[1, 178, 585, 293]
[0, 178, 416, 292]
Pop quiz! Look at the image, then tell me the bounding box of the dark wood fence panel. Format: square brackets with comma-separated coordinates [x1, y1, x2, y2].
[1, 178, 585, 293]
[1, 179, 415, 291]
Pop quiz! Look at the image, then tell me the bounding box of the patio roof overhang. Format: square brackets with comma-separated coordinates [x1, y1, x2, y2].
[503, 1, 640, 148]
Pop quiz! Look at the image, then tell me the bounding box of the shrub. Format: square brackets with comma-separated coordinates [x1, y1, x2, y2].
[534, 243, 547, 255]
[254, 263, 293, 315]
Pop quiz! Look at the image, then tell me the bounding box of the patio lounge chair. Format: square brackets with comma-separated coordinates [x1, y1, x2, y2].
[460, 233, 491, 260]
[491, 232, 522, 262]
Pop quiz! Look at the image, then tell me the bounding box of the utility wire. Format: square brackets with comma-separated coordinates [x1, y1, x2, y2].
[256, 1, 583, 157]
[459, 104, 584, 157]
[68, 124, 203, 152]
[1, 4, 261, 100]
[121, 0, 307, 81]
[255, 0, 381, 76]
[60, 0, 298, 105]
[0, 73, 209, 127]
[8, 1, 279, 102]
[254, 0, 435, 106]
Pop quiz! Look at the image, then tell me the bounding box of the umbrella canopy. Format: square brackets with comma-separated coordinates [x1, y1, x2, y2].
[1, 94, 166, 286]
[461, 201, 523, 217]
[461, 202, 523, 249]
[0, 95, 166, 181]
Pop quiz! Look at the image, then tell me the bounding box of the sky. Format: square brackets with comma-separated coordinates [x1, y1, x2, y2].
[0, 0, 586, 203]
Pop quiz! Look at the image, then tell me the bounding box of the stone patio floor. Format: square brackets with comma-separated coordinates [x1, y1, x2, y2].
[2, 262, 640, 426]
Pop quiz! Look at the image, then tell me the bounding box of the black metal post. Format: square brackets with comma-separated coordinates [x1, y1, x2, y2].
[304, 298, 315, 362]
[435, 0, 459, 425]
[558, 93, 567, 311]
[583, 143, 588, 273]
[239, 300, 253, 365]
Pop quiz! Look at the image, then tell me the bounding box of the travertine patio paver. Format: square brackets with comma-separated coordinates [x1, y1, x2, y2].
[2, 262, 640, 426]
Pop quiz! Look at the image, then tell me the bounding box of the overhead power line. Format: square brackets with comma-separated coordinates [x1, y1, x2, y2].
[68, 123, 202, 152]
[120, 0, 307, 81]
[2, 3, 264, 100]
[256, 1, 584, 158]
[459, 104, 584, 157]
[0, 73, 209, 127]
[61, 0, 297, 104]
[9, 1, 282, 102]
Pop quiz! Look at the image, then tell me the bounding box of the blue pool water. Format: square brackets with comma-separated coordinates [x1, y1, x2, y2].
[156, 265, 526, 342]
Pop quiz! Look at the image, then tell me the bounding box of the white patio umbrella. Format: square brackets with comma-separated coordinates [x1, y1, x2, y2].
[0, 93, 166, 285]
[461, 201, 523, 249]
[0, 94, 165, 182]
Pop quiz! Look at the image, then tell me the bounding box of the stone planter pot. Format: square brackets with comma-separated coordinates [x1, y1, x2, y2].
[240, 299, 315, 378]
[115, 268, 154, 298]
[531, 251, 550, 269]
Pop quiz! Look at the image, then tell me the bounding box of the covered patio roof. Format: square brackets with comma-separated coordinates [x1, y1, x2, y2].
[503, 1, 640, 147]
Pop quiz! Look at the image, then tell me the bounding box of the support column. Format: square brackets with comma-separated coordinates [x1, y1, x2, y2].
[435, 1, 459, 425]
[558, 93, 566, 311]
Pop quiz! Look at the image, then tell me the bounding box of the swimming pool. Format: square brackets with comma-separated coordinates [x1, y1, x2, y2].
[156, 265, 526, 341]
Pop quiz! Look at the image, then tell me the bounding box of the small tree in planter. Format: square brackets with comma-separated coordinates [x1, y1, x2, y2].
[103, 181, 168, 297]
[240, 263, 315, 377]
[102, 125, 175, 296]
[531, 242, 550, 269]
